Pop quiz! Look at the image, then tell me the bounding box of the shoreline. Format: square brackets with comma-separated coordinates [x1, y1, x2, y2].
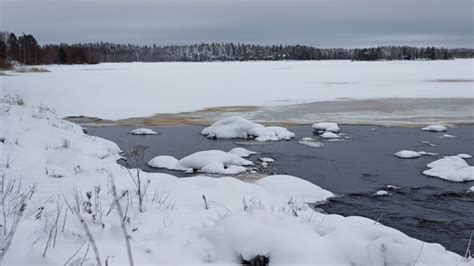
[66, 98, 474, 128]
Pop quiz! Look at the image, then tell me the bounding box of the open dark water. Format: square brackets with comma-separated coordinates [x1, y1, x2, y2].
[87, 125, 474, 255]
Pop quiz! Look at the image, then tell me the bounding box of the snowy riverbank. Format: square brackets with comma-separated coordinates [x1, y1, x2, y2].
[0, 100, 471, 264]
[2, 60, 473, 122]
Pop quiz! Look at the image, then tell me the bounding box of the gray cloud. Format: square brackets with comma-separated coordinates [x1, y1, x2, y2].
[1, 0, 473, 47]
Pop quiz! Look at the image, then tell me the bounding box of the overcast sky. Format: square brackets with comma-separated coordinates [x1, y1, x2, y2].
[1, 0, 473, 47]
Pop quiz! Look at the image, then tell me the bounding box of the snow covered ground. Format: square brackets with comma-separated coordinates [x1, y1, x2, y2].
[1, 100, 471, 264]
[1, 59, 473, 120]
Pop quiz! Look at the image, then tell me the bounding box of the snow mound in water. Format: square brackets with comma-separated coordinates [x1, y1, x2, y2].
[423, 156, 474, 182]
[148, 150, 253, 174]
[457, 153, 472, 159]
[374, 190, 391, 196]
[320, 132, 340, 139]
[228, 147, 257, 158]
[394, 150, 422, 159]
[201, 116, 295, 141]
[130, 128, 158, 135]
[312, 122, 340, 133]
[259, 157, 274, 163]
[298, 140, 324, 148]
[256, 175, 334, 202]
[422, 124, 447, 132]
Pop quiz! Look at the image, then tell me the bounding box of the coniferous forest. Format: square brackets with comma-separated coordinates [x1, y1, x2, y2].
[1, 32, 473, 66]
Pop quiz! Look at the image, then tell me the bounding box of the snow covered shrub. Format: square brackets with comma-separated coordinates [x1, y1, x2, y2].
[124, 145, 151, 213]
[0, 175, 34, 263]
[3, 94, 25, 106]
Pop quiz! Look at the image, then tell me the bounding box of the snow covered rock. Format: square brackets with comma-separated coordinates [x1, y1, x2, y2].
[256, 175, 334, 203]
[201, 116, 295, 141]
[374, 190, 391, 196]
[228, 147, 257, 158]
[394, 150, 422, 159]
[148, 150, 253, 174]
[422, 124, 447, 132]
[319, 132, 341, 139]
[312, 122, 340, 133]
[457, 153, 472, 159]
[259, 157, 274, 163]
[130, 128, 158, 135]
[423, 156, 474, 182]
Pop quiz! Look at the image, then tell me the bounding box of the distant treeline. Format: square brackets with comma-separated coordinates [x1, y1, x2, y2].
[1, 32, 473, 66]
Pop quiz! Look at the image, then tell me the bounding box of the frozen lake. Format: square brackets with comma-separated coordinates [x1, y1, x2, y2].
[87, 124, 474, 255]
[2, 59, 473, 121]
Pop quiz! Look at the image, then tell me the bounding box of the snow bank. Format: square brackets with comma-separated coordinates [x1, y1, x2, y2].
[394, 150, 422, 159]
[0, 101, 469, 265]
[422, 124, 448, 132]
[256, 175, 334, 202]
[130, 128, 158, 135]
[312, 122, 340, 133]
[148, 150, 253, 174]
[457, 153, 472, 159]
[423, 156, 474, 182]
[201, 116, 295, 141]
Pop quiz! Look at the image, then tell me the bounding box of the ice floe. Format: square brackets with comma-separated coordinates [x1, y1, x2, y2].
[228, 147, 257, 158]
[298, 140, 325, 148]
[423, 156, 474, 182]
[437, 134, 456, 139]
[201, 116, 295, 141]
[457, 153, 472, 159]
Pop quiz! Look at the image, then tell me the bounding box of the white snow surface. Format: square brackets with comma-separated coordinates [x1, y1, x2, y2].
[228, 147, 257, 158]
[423, 156, 474, 182]
[148, 150, 253, 175]
[375, 190, 391, 196]
[201, 116, 295, 141]
[457, 153, 473, 159]
[312, 122, 340, 133]
[0, 101, 470, 265]
[259, 157, 275, 163]
[394, 150, 422, 159]
[422, 124, 448, 132]
[2, 60, 473, 120]
[129, 128, 158, 135]
[320, 132, 341, 139]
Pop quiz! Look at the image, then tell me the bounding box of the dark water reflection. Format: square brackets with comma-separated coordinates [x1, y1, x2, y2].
[88, 124, 474, 255]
